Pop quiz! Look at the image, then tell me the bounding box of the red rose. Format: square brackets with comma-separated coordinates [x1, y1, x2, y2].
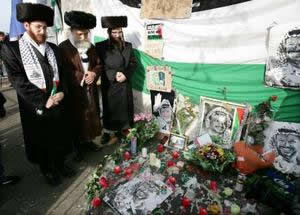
[98, 177, 108, 188]
[167, 176, 176, 185]
[92, 196, 101, 207]
[182, 197, 191, 208]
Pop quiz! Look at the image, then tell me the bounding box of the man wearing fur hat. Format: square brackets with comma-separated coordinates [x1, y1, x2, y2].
[96, 16, 137, 144]
[59, 11, 102, 161]
[1, 3, 74, 186]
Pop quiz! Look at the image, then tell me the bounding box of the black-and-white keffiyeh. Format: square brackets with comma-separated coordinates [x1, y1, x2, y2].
[19, 32, 59, 90]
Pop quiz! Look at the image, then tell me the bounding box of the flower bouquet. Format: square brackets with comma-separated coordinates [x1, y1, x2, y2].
[246, 95, 278, 145]
[123, 113, 159, 150]
[183, 143, 235, 173]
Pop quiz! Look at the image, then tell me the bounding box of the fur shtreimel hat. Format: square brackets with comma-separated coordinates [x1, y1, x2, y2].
[16, 3, 54, 26]
[64, 11, 96, 29]
[101, 16, 127, 29]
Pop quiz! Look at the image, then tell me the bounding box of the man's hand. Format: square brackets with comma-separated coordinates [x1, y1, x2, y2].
[45, 92, 64, 109]
[52, 92, 64, 104]
[84, 71, 96, 85]
[116, 72, 127, 83]
[45, 97, 55, 109]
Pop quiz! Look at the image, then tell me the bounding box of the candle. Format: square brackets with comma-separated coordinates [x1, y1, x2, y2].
[131, 137, 137, 156]
[150, 153, 156, 166]
[210, 180, 217, 192]
[155, 159, 161, 169]
[114, 166, 121, 174]
[142, 147, 147, 158]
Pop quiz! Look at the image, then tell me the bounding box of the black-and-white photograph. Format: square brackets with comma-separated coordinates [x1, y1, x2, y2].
[198, 97, 248, 148]
[263, 121, 300, 176]
[265, 24, 300, 89]
[150, 90, 175, 134]
[103, 173, 172, 215]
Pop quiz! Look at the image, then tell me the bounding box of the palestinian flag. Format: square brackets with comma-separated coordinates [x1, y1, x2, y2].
[90, 0, 300, 122]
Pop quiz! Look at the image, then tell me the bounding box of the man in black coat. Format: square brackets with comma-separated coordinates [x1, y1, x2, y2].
[95, 16, 137, 144]
[1, 3, 74, 186]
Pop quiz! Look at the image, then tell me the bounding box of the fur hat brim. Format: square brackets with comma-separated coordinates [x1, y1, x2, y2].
[64, 11, 96, 29]
[101, 16, 127, 29]
[17, 3, 54, 27]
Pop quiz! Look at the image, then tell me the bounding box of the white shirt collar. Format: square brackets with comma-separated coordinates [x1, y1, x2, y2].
[23, 32, 46, 56]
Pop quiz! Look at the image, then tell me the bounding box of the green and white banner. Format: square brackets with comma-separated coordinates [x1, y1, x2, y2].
[91, 0, 300, 122]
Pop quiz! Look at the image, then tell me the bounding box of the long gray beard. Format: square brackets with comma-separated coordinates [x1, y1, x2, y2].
[75, 40, 91, 54]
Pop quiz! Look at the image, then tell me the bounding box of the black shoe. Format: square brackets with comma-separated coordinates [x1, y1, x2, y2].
[42, 171, 61, 186]
[58, 164, 76, 178]
[0, 106, 6, 118]
[0, 176, 21, 185]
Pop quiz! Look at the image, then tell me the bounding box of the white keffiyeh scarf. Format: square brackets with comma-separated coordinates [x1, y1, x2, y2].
[19, 32, 59, 91]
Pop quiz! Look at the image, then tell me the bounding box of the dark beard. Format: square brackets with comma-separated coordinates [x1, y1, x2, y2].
[28, 29, 46, 44]
[111, 37, 124, 50]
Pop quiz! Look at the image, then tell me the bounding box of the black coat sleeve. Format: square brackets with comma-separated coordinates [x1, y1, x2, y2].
[96, 41, 117, 83]
[1, 42, 46, 113]
[123, 43, 137, 81]
[50, 43, 69, 97]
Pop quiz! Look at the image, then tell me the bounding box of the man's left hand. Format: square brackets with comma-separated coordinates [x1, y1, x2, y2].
[116, 72, 127, 83]
[85, 71, 96, 85]
[52, 92, 64, 105]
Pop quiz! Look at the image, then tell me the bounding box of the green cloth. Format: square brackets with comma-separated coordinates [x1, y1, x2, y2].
[94, 36, 300, 123]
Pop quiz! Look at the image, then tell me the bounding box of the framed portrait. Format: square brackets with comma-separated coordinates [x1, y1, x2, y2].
[263, 121, 300, 176]
[166, 133, 188, 150]
[265, 23, 300, 90]
[150, 90, 176, 134]
[147, 66, 172, 92]
[198, 96, 250, 149]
